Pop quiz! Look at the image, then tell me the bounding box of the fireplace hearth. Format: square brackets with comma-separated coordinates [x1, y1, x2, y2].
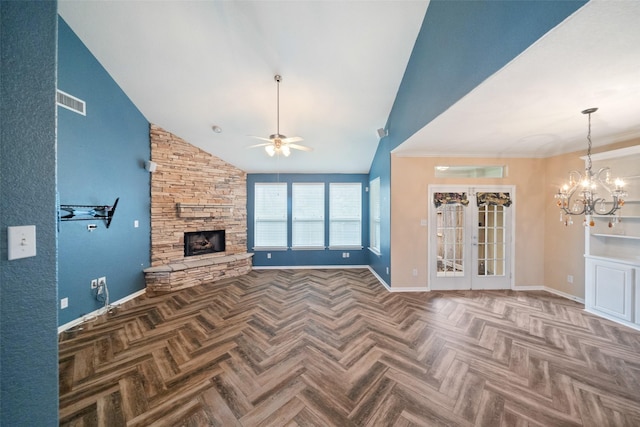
[184, 230, 225, 257]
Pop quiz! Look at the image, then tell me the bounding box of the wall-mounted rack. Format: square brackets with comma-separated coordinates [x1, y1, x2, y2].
[59, 197, 119, 228]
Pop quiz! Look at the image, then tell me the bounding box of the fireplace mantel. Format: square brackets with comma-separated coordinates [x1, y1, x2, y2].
[176, 203, 234, 218]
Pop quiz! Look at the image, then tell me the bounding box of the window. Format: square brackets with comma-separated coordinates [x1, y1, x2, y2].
[254, 183, 287, 248]
[329, 183, 362, 248]
[369, 177, 380, 253]
[434, 165, 505, 178]
[292, 183, 325, 248]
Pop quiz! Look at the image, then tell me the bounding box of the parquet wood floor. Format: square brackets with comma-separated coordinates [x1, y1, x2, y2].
[59, 269, 640, 426]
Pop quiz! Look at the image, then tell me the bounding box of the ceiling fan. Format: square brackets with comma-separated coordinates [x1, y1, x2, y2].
[248, 74, 312, 157]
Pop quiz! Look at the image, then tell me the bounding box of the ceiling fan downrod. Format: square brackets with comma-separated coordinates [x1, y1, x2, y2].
[275, 74, 282, 138]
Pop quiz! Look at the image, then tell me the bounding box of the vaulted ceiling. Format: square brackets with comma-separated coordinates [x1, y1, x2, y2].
[58, 0, 640, 174]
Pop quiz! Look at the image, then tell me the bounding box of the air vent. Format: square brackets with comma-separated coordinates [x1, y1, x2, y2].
[56, 90, 86, 116]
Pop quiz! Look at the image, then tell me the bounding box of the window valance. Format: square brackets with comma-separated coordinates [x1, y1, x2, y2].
[476, 192, 512, 207]
[433, 192, 469, 208]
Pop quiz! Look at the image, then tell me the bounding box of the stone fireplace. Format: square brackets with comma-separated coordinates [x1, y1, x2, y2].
[143, 125, 252, 294]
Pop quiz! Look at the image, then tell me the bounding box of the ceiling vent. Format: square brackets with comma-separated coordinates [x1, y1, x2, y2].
[56, 90, 86, 116]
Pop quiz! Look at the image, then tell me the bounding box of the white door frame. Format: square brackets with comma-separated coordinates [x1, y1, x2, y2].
[428, 185, 515, 291]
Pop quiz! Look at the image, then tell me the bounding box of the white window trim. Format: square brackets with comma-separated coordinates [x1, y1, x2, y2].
[369, 177, 381, 253]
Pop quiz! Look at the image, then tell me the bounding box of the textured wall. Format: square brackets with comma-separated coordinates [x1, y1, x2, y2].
[150, 125, 247, 265]
[0, 2, 60, 424]
[57, 18, 151, 326]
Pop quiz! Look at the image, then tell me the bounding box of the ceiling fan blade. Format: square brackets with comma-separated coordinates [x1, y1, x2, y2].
[281, 136, 303, 143]
[288, 143, 313, 152]
[248, 135, 274, 143]
[247, 142, 272, 149]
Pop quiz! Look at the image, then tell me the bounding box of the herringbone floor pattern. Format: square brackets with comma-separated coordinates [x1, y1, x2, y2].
[59, 269, 640, 426]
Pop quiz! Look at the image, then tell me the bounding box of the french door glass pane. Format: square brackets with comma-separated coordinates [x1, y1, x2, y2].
[477, 205, 505, 276]
[436, 204, 465, 277]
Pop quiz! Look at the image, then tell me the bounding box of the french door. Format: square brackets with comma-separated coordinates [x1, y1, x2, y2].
[429, 186, 514, 290]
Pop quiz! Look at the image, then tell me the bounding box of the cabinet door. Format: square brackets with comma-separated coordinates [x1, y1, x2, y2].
[587, 259, 634, 322]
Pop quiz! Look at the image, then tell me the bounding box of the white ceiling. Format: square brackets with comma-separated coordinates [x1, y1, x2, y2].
[58, 1, 640, 174]
[58, 0, 428, 173]
[394, 0, 640, 159]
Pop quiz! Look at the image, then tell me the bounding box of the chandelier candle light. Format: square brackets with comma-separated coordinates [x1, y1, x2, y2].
[555, 108, 627, 227]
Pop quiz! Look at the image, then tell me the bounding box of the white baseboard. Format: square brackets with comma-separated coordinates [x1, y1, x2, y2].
[367, 266, 390, 290]
[511, 285, 544, 291]
[388, 286, 430, 292]
[252, 265, 369, 270]
[542, 287, 585, 304]
[58, 288, 146, 334]
[369, 274, 585, 302]
[585, 308, 640, 332]
[56, 272, 584, 334]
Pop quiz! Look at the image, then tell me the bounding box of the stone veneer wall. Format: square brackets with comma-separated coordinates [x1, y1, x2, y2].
[149, 124, 247, 267]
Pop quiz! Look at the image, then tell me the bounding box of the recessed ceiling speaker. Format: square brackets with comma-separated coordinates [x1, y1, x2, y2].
[145, 160, 157, 173]
[377, 128, 388, 138]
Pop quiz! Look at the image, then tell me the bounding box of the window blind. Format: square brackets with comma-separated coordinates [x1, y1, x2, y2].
[292, 183, 324, 248]
[329, 183, 361, 247]
[254, 183, 287, 248]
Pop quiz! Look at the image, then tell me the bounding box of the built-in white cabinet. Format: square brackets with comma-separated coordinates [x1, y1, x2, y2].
[584, 146, 640, 329]
[585, 257, 636, 323]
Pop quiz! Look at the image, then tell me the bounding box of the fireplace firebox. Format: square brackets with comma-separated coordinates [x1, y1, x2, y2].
[184, 230, 225, 257]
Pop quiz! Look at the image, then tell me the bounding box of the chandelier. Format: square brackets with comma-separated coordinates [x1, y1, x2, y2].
[555, 108, 626, 227]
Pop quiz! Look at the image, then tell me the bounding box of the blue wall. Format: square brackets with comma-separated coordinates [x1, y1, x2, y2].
[57, 18, 151, 325]
[0, 1, 60, 424]
[385, 0, 587, 151]
[248, 174, 369, 267]
[369, 0, 587, 285]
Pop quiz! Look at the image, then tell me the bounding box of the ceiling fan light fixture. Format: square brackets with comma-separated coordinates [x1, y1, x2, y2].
[248, 74, 311, 157]
[265, 145, 276, 157]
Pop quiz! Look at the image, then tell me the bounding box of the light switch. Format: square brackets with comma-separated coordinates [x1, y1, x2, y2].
[8, 225, 37, 260]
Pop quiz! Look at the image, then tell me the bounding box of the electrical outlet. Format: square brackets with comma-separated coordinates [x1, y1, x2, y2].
[567, 275, 574, 284]
[91, 279, 98, 289]
[267, 253, 271, 259]
[61, 297, 68, 309]
[97, 276, 106, 294]
[412, 268, 418, 277]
